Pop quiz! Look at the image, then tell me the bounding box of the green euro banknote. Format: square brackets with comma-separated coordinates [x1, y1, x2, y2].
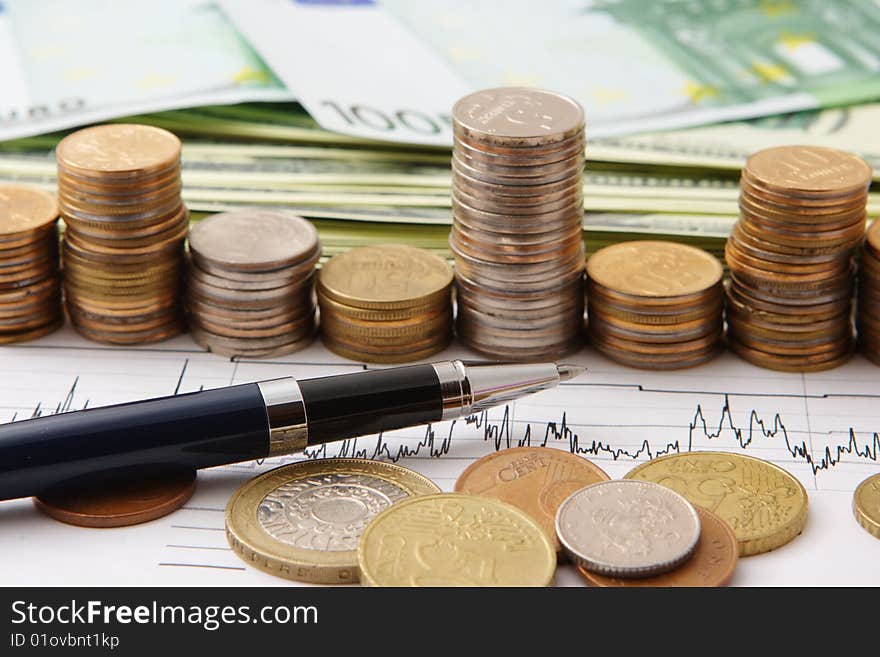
[222, 0, 880, 144]
[0, 0, 290, 141]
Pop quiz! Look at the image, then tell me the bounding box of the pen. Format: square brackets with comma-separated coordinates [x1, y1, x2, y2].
[0, 360, 583, 501]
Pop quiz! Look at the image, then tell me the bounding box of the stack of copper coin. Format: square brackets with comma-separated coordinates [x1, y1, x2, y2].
[725, 145, 871, 372]
[317, 244, 453, 363]
[449, 87, 585, 360]
[858, 220, 880, 364]
[186, 209, 320, 358]
[586, 241, 724, 369]
[57, 124, 187, 344]
[0, 185, 62, 342]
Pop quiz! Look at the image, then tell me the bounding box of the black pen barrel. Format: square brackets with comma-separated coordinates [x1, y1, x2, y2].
[298, 364, 443, 444]
[0, 383, 269, 501]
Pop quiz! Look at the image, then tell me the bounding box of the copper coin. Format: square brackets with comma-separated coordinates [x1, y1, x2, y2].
[454, 447, 609, 552]
[728, 336, 855, 372]
[591, 338, 720, 370]
[34, 470, 196, 528]
[56, 124, 181, 178]
[744, 146, 872, 197]
[0, 185, 59, 238]
[578, 506, 738, 587]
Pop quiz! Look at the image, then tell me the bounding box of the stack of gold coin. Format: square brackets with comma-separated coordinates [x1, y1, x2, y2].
[586, 241, 724, 369]
[317, 244, 453, 363]
[0, 185, 62, 342]
[57, 124, 187, 344]
[186, 209, 320, 357]
[450, 87, 586, 360]
[725, 145, 871, 372]
[858, 220, 880, 364]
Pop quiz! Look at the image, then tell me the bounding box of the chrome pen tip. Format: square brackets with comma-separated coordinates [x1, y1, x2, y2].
[556, 364, 586, 382]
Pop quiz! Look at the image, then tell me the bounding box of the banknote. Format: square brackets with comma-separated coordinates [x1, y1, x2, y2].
[0, 0, 291, 141]
[222, 0, 880, 145]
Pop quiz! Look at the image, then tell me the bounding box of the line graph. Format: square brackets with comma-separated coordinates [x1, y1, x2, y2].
[9, 352, 877, 484]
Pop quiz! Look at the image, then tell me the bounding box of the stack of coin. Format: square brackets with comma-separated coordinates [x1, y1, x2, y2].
[317, 244, 453, 363]
[57, 124, 187, 344]
[858, 220, 880, 364]
[586, 241, 724, 369]
[186, 209, 320, 358]
[725, 145, 871, 372]
[0, 185, 62, 343]
[450, 87, 586, 360]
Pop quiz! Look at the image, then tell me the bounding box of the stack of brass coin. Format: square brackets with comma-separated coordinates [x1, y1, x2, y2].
[858, 220, 880, 364]
[317, 244, 453, 363]
[0, 185, 62, 342]
[449, 87, 586, 360]
[725, 145, 871, 372]
[57, 124, 187, 344]
[186, 209, 320, 358]
[586, 241, 724, 369]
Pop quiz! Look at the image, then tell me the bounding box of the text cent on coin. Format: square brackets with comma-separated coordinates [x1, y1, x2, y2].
[556, 480, 701, 578]
[225, 459, 440, 584]
[454, 446, 609, 550]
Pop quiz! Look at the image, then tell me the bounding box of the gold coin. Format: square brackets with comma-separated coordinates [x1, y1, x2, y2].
[453, 447, 609, 551]
[624, 451, 808, 556]
[744, 146, 872, 197]
[358, 493, 556, 586]
[319, 244, 453, 310]
[586, 241, 723, 298]
[56, 124, 181, 177]
[0, 185, 59, 237]
[225, 459, 440, 584]
[853, 472, 880, 540]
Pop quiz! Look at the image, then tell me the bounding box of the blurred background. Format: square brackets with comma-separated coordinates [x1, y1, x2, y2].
[1, 0, 879, 262]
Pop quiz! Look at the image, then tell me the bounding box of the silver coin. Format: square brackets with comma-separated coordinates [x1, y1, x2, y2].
[188, 209, 320, 271]
[555, 480, 701, 578]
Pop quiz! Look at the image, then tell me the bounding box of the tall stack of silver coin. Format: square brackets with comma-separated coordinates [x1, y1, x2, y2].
[450, 88, 586, 359]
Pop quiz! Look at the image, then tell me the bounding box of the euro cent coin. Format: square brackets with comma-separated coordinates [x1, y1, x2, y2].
[358, 493, 556, 586]
[624, 451, 808, 556]
[34, 469, 196, 527]
[556, 480, 701, 578]
[853, 472, 880, 540]
[225, 459, 440, 584]
[454, 446, 609, 551]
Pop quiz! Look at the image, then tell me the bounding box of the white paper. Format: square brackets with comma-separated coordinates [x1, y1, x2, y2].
[0, 327, 877, 586]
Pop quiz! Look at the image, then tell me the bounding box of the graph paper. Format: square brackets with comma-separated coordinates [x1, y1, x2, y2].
[0, 327, 877, 586]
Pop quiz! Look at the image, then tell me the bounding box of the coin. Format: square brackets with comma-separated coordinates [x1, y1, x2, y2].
[451, 87, 585, 360]
[859, 219, 880, 364]
[453, 447, 610, 551]
[58, 124, 186, 345]
[577, 505, 738, 587]
[556, 480, 700, 578]
[586, 241, 724, 369]
[318, 244, 452, 310]
[34, 469, 196, 527]
[358, 492, 556, 586]
[852, 473, 880, 540]
[56, 123, 181, 177]
[624, 451, 809, 556]
[0, 185, 61, 342]
[225, 459, 441, 584]
[726, 146, 870, 372]
[317, 244, 453, 364]
[185, 210, 320, 358]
